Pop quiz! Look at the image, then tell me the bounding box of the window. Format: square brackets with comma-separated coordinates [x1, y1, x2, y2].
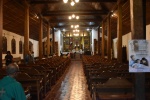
[19, 40, 23, 54]
[11, 37, 16, 54]
[2, 36, 7, 54]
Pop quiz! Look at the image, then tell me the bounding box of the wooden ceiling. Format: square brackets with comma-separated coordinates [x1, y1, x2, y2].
[2, 0, 150, 40]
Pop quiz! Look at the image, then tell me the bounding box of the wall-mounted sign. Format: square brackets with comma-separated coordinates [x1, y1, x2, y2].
[129, 40, 150, 72]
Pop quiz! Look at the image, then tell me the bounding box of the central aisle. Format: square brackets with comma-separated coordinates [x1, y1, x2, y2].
[44, 61, 91, 100]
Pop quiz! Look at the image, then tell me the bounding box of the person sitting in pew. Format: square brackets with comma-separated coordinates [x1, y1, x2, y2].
[0, 63, 26, 100]
[5, 51, 13, 66]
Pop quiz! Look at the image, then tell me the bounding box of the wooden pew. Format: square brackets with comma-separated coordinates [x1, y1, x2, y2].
[19, 67, 48, 97]
[16, 72, 44, 100]
[92, 77, 134, 100]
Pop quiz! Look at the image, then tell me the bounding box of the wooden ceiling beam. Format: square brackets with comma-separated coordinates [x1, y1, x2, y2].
[54, 25, 98, 28]
[30, 0, 117, 4]
[49, 19, 102, 23]
[43, 10, 108, 16]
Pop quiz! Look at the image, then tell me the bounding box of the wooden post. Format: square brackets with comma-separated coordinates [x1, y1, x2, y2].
[107, 14, 111, 60]
[83, 31, 84, 51]
[98, 27, 100, 55]
[101, 21, 105, 58]
[39, 16, 43, 60]
[47, 23, 50, 57]
[52, 28, 55, 54]
[24, 1, 29, 57]
[117, 1, 122, 62]
[0, 0, 3, 67]
[130, 0, 146, 100]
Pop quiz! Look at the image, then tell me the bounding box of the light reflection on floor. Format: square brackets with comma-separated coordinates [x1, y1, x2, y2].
[44, 61, 91, 100]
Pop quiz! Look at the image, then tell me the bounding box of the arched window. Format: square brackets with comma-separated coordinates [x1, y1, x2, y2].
[19, 40, 23, 54]
[11, 37, 16, 54]
[2, 36, 7, 54]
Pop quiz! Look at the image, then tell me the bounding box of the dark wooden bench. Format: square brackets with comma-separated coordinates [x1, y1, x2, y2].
[92, 77, 134, 100]
[16, 72, 44, 100]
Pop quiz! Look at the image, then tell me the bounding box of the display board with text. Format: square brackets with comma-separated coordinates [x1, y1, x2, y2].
[129, 40, 150, 72]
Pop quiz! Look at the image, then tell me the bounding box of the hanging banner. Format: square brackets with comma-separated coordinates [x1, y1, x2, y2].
[129, 40, 150, 72]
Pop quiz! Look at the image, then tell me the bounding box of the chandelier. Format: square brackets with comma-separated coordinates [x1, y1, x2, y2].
[71, 25, 79, 28]
[68, 14, 79, 20]
[63, 0, 79, 6]
[73, 29, 80, 32]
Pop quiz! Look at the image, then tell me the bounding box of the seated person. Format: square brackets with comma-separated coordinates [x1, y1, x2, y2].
[5, 51, 13, 66]
[60, 53, 63, 57]
[0, 63, 26, 100]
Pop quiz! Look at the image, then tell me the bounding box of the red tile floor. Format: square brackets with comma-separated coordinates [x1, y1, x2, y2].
[44, 61, 92, 100]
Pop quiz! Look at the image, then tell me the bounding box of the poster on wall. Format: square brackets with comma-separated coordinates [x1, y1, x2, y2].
[129, 40, 150, 72]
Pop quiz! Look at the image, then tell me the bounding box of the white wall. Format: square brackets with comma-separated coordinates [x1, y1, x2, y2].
[113, 32, 131, 59]
[55, 30, 62, 56]
[29, 38, 39, 57]
[2, 30, 39, 59]
[113, 24, 150, 60]
[91, 29, 98, 54]
[113, 38, 118, 58]
[146, 24, 150, 40]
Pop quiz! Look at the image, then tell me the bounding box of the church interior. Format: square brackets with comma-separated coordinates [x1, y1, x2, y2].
[0, 0, 150, 100]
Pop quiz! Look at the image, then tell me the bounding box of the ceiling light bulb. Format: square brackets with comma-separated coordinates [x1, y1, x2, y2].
[72, 14, 75, 18]
[70, 1, 75, 6]
[76, 16, 79, 19]
[69, 16, 72, 19]
[63, 0, 68, 3]
[75, 0, 79, 3]
[71, 25, 73, 28]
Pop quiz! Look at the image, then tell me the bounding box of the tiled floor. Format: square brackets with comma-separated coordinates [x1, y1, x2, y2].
[44, 61, 91, 100]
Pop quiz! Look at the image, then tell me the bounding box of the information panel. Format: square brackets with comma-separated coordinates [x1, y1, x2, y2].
[129, 40, 150, 72]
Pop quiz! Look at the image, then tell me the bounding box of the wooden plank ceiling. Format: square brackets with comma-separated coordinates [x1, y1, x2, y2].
[3, 0, 150, 40]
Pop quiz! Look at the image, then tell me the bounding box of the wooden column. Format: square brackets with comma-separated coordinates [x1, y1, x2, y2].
[47, 24, 50, 57]
[101, 21, 105, 58]
[107, 15, 111, 60]
[83, 31, 84, 50]
[39, 17, 43, 60]
[98, 27, 100, 55]
[117, 2, 122, 62]
[130, 0, 145, 39]
[52, 28, 55, 54]
[0, 0, 3, 67]
[24, 1, 29, 56]
[130, 0, 146, 100]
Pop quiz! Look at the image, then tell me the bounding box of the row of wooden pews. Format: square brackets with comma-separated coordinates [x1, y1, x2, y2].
[83, 55, 150, 100]
[0, 56, 71, 100]
[82, 55, 135, 100]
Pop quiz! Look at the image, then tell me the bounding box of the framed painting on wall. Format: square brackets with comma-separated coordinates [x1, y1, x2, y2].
[11, 38, 16, 54]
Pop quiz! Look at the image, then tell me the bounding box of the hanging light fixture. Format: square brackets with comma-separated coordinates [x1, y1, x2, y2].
[63, 0, 79, 6]
[70, 0, 75, 6]
[71, 25, 79, 28]
[63, 0, 68, 3]
[75, 0, 79, 3]
[68, 14, 79, 20]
